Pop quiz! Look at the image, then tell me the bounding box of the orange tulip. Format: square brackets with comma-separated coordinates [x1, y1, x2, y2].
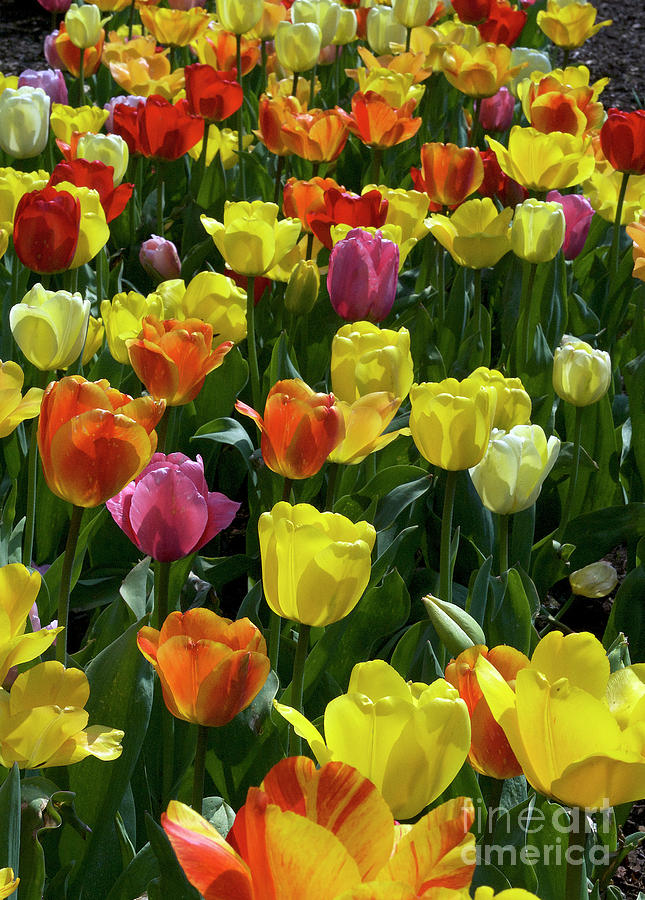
[441, 42, 524, 98]
[411, 141, 484, 210]
[519, 74, 604, 137]
[281, 109, 349, 163]
[336, 91, 421, 149]
[137, 609, 270, 727]
[236, 379, 344, 479]
[127, 317, 233, 407]
[256, 94, 302, 156]
[162, 756, 476, 898]
[282, 176, 341, 232]
[445, 644, 529, 779]
[37, 376, 165, 508]
[193, 28, 260, 77]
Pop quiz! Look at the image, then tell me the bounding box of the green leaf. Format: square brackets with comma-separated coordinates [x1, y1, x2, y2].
[202, 796, 235, 838]
[624, 352, 645, 490]
[105, 844, 159, 900]
[192, 417, 255, 470]
[390, 621, 444, 683]
[145, 814, 200, 900]
[603, 564, 645, 662]
[119, 557, 153, 621]
[0, 764, 20, 873]
[563, 504, 645, 569]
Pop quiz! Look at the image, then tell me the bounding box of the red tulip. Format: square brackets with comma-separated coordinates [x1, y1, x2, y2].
[308, 187, 388, 249]
[451, 0, 491, 24]
[13, 186, 80, 274]
[478, 0, 526, 45]
[411, 142, 484, 210]
[184, 63, 243, 122]
[113, 95, 204, 161]
[600, 108, 645, 175]
[48, 159, 133, 223]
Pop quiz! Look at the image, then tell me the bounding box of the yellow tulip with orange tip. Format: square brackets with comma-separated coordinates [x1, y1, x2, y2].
[537, 0, 611, 49]
[0, 360, 43, 438]
[353, 67, 425, 108]
[101, 32, 159, 66]
[486, 125, 595, 192]
[476, 630, 645, 809]
[162, 756, 477, 898]
[426, 198, 513, 270]
[110, 56, 185, 100]
[0, 564, 63, 686]
[101, 289, 165, 364]
[441, 41, 525, 98]
[517, 71, 605, 138]
[0, 661, 123, 768]
[275, 660, 471, 819]
[362, 184, 430, 243]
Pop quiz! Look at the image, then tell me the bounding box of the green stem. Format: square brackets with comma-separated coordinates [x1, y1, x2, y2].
[498, 514, 509, 575]
[439, 470, 458, 605]
[4, 253, 21, 360]
[334, 46, 342, 106]
[436, 242, 445, 323]
[161, 705, 175, 808]
[236, 34, 246, 199]
[325, 462, 338, 511]
[260, 40, 268, 94]
[194, 122, 210, 199]
[78, 52, 85, 107]
[291, 70, 299, 99]
[520, 260, 537, 370]
[405, 27, 411, 53]
[560, 405, 584, 537]
[288, 623, 311, 756]
[23, 383, 47, 566]
[128, 0, 136, 39]
[155, 559, 171, 629]
[268, 610, 281, 673]
[565, 807, 586, 900]
[56, 505, 84, 665]
[309, 65, 317, 108]
[609, 171, 630, 276]
[191, 724, 209, 814]
[274, 155, 285, 207]
[370, 146, 383, 186]
[246, 276, 260, 412]
[473, 267, 482, 331]
[156, 165, 165, 236]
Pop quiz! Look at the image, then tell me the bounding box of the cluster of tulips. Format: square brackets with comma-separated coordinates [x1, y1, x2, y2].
[1, 0, 645, 897]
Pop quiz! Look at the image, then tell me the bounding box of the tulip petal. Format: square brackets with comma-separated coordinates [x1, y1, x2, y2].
[273, 701, 333, 766]
[156, 635, 235, 721]
[529, 631, 609, 698]
[9, 660, 89, 711]
[550, 752, 645, 810]
[195, 650, 271, 727]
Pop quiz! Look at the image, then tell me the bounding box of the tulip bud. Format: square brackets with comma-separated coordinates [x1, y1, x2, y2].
[552, 337, 612, 407]
[75, 132, 129, 185]
[82, 315, 104, 364]
[0, 87, 50, 160]
[332, 7, 357, 44]
[65, 3, 103, 49]
[393, 0, 438, 29]
[422, 594, 486, 656]
[327, 228, 399, 322]
[292, 0, 341, 47]
[477, 86, 515, 132]
[284, 259, 320, 315]
[366, 6, 407, 55]
[511, 198, 566, 263]
[331, 321, 414, 403]
[275, 21, 323, 73]
[37, 0, 72, 10]
[569, 561, 618, 598]
[546, 190, 594, 260]
[216, 0, 264, 34]
[139, 235, 182, 282]
[10, 284, 90, 371]
[18, 69, 68, 105]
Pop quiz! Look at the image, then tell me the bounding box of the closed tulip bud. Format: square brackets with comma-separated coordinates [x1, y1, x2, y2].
[284, 259, 320, 315]
[553, 337, 612, 407]
[331, 320, 414, 403]
[423, 593, 486, 655]
[237, 379, 344, 479]
[139, 235, 182, 282]
[65, 3, 103, 49]
[275, 659, 470, 818]
[469, 424, 561, 515]
[38, 0, 72, 11]
[82, 315, 104, 364]
[546, 189, 594, 259]
[0, 87, 50, 160]
[0, 361, 43, 439]
[10, 283, 90, 371]
[275, 21, 322, 73]
[366, 6, 407, 55]
[18, 69, 68, 105]
[332, 6, 357, 44]
[477, 86, 515, 132]
[327, 228, 399, 322]
[258, 501, 375, 626]
[216, 0, 264, 34]
[511, 198, 566, 263]
[410, 375, 496, 470]
[469, 366, 531, 430]
[75, 133, 129, 185]
[292, 0, 341, 47]
[393, 0, 437, 29]
[446, 644, 529, 779]
[569, 561, 618, 598]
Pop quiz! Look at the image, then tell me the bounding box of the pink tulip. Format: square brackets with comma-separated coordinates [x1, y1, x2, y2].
[44, 31, 65, 69]
[140, 235, 182, 281]
[168, 0, 206, 8]
[546, 190, 595, 260]
[37, 0, 72, 12]
[18, 69, 68, 105]
[477, 87, 515, 133]
[107, 453, 240, 562]
[327, 228, 399, 322]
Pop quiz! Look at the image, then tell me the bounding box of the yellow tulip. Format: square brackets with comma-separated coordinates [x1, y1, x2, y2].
[188, 126, 254, 169]
[82, 315, 105, 364]
[101, 32, 159, 66]
[469, 366, 531, 430]
[393, 0, 438, 29]
[486, 126, 595, 192]
[10, 283, 90, 371]
[354, 67, 425, 108]
[109, 56, 185, 100]
[328, 392, 409, 465]
[363, 183, 431, 243]
[331, 320, 414, 403]
[511, 198, 566, 263]
[0, 167, 49, 232]
[0, 228, 7, 259]
[292, 0, 340, 47]
[100, 290, 164, 364]
[0, 868, 19, 900]
[0, 564, 62, 685]
[0, 86, 50, 160]
[366, 6, 407, 56]
[201, 201, 301, 277]
[75, 132, 129, 185]
[476, 631, 645, 809]
[248, 0, 289, 40]
[411, 21, 481, 74]
[469, 424, 561, 515]
[181, 271, 247, 343]
[0, 74, 19, 95]
[552, 336, 611, 407]
[427, 197, 513, 269]
[275, 659, 471, 819]
[332, 6, 357, 45]
[139, 6, 210, 47]
[149, 279, 185, 318]
[65, 3, 104, 49]
[275, 21, 322, 73]
[583, 167, 645, 225]
[537, 0, 611, 49]
[50, 103, 109, 144]
[258, 501, 376, 627]
[441, 41, 524, 98]
[474, 891, 542, 900]
[0, 360, 44, 438]
[217, 0, 264, 34]
[0, 661, 123, 769]
[409, 375, 496, 470]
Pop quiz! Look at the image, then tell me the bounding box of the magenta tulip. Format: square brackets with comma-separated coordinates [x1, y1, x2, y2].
[37, 0, 72, 12]
[477, 87, 515, 133]
[18, 69, 68, 105]
[106, 453, 240, 562]
[546, 190, 594, 260]
[327, 228, 399, 322]
[139, 235, 182, 281]
[44, 31, 65, 69]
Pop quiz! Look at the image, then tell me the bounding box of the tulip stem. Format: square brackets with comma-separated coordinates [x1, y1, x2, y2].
[236, 34, 246, 200]
[22, 369, 47, 567]
[325, 462, 338, 511]
[370, 147, 383, 186]
[405, 27, 411, 53]
[156, 166, 165, 236]
[609, 171, 630, 277]
[565, 807, 587, 900]
[191, 724, 209, 814]
[128, 0, 136, 40]
[78, 53, 85, 107]
[498, 514, 509, 575]
[291, 71, 299, 99]
[436, 243, 445, 323]
[560, 405, 584, 538]
[288, 623, 310, 756]
[473, 267, 482, 332]
[155, 560, 172, 629]
[439, 470, 458, 605]
[4, 253, 20, 360]
[246, 277, 261, 413]
[520, 261, 537, 372]
[334, 47, 342, 106]
[309, 65, 317, 108]
[274, 156, 285, 207]
[56, 504, 84, 665]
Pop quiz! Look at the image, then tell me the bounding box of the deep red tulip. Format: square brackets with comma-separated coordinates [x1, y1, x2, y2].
[13, 186, 80, 274]
[49, 159, 133, 223]
[479, 149, 529, 207]
[600, 108, 645, 175]
[113, 95, 204, 161]
[184, 63, 243, 122]
[478, 0, 526, 45]
[308, 187, 389, 249]
[451, 0, 492, 24]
